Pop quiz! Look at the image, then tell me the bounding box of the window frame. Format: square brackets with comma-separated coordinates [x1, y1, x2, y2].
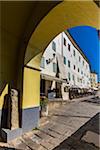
[79, 56, 81, 62]
[52, 41, 56, 51]
[68, 60, 71, 68]
[68, 72, 71, 81]
[72, 74, 75, 81]
[83, 60, 84, 66]
[64, 56, 66, 65]
[53, 62, 57, 73]
[73, 65, 76, 70]
[78, 68, 80, 73]
[68, 44, 70, 51]
[63, 38, 66, 46]
[40, 57, 45, 68]
[73, 49, 75, 56]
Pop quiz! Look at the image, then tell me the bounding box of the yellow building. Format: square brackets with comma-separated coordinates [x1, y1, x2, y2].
[96, 82, 100, 89]
[90, 72, 98, 89]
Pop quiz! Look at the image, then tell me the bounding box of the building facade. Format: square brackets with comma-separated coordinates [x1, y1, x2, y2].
[40, 32, 91, 99]
[90, 72, 98, 89]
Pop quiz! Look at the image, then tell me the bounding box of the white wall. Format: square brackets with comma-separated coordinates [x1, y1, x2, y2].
[40, 32, 91, 89]
[40, 33, 62, 77]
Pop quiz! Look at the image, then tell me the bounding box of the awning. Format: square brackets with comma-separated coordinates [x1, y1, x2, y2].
[70, 85, 79, 88]
[41, 74, 66, 83]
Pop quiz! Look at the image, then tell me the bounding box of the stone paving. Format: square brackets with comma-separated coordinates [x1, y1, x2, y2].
[0, 95, 100, 150]
[53, 112, 100, 150]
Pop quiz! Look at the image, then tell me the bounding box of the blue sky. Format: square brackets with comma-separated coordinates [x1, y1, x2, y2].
[68, 26, 100, 81]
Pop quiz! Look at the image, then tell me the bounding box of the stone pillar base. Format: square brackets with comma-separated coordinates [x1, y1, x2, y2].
[1, 128, 22, 142]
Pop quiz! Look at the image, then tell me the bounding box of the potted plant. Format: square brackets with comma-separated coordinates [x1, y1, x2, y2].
[40, 96, 48, 117]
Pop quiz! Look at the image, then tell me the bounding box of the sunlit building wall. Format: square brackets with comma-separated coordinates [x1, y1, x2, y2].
[40, 32, 91, 91]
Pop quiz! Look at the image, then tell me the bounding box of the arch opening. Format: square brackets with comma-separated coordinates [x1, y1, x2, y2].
[22, 1, 99, 132]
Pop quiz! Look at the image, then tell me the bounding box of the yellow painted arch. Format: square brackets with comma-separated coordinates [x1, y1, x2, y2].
[23, 1, 99, 108]
[25, 1, 99, 66]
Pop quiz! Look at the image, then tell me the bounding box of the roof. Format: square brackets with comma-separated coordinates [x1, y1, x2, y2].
[90, 72, 98, 75]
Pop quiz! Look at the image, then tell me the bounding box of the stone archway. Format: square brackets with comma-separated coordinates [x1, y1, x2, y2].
[0, 1, 99, 139]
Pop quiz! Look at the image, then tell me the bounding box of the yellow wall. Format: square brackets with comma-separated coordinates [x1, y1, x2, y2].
[0, 84, 8, 109]
[0, 67, 40, 110]
[27, 53, 42, 69]
[22, 67, 40, 109]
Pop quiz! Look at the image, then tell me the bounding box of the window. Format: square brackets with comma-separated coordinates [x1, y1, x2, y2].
[83, 60, 84, 66]
[73, 50, 75, 56]
[64, 56, 66, 65]
[78, 68, 80, 72]
[68, 44, 70, 51]
[52, 41, 56, 51]
[73, 65, 76, 70]
[40, 57, 45, 68]
[53, 63, 57, 73]
[68, 60, 70, 68]
[83, 80, 85, 84]
[79, 56, 81, 62]
[72, 74, 75, 81]
[77, 77, 79, 82]
[68, 72, 71, 81]
[81, 71, 83, 75]
[63, 38, 66, 46]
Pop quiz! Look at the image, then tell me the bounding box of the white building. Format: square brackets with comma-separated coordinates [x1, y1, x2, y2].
[40, 32, 91, 99]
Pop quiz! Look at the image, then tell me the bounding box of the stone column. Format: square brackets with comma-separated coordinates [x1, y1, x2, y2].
[7, 89, 19, 130]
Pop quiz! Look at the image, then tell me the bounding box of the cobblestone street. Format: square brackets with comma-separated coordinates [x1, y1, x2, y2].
[0, 95, 100, 150]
